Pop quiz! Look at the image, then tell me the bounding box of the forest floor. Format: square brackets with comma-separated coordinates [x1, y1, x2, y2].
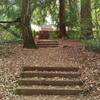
[0, 40, 100, 100]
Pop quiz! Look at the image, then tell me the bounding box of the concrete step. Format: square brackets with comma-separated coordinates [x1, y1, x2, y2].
[37, 43, 58, 45]
[22, 66, 79, 72]
[36, 39, 59, 47]
[37, 40, 58, 43]
[37, 44, 58, 47]
[16, 86, 83, 95]
[36, 42, 58, 45]
[18, 78, 83, 86]
[20, 71, 81, 78]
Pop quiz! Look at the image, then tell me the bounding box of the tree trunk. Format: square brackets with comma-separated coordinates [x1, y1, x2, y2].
[20, 0, 36, 48]
[81, 0, 93, 39]
[59, 0, 67, 38]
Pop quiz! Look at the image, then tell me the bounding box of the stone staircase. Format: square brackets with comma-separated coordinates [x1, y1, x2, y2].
[36, 39, 59, 47]
[16, 66, 85, 95]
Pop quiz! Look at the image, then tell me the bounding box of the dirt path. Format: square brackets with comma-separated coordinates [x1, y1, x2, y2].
[0, 41, 100, 100]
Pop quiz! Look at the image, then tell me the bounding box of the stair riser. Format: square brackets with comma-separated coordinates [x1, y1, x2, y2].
[22, 67, 79, 72]
[37, 42, 58, 44]
[37, 41, 58, 43]
[37, 44, 58, 46]
[20, 73, 81, 78]
[16, 89, 83, 95]
[18, 80, 83, 86]
[37, 45, 58, 47]
[37, 43, 58, 45]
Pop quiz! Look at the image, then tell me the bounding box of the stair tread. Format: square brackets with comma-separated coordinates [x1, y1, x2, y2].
[18, 78, 83, 86]
[16, 85, 82, 90]
[21, 71, 81, 75]
[19, 77, 82, 81]
[21, 71, 80, 74]
[20, 71, 81, 78]
[16, 86, 83, 95]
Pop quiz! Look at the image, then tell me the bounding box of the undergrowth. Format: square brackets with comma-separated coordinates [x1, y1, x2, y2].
[82, 31, 100, 53]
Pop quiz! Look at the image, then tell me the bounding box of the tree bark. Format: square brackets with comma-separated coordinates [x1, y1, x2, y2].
[20, 0, 36, 48]
[81, 0, 93, 39]
[59, 0, 67, 38]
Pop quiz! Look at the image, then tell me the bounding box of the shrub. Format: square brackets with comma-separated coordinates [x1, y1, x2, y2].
[82, 31, 100, 53]
[67, 31, 80, 39]
[49, 32, 59, 39]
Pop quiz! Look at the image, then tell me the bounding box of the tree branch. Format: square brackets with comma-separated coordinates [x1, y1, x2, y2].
[0, 18, 20, 24]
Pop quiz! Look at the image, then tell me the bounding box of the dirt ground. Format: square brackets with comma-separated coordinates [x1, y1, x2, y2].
[0, 40, 100, 100]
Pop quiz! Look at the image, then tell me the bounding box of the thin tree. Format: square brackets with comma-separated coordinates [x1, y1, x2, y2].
[20, 0, 36, 48]
[81, 0, 93, 39]
[59, 0, 67, 38]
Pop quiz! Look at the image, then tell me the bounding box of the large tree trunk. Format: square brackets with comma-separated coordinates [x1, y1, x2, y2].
[81, 0, 93, 39]
[59, 0, 67, 38]
[20, 0, 36, 48]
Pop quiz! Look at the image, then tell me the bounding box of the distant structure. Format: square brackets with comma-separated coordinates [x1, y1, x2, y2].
[38, 24, 57, 39]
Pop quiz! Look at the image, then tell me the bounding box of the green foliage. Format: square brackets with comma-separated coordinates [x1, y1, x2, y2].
[0, 0, 20, 21]
[0, 0, 21, 42]
[0, 31, 21, 43]
[83, 39, 100, 52]
[0, 0, 100, 47]
[68, 31, 81, 39]
[49, 32, 59, 39]
[32, 0, 57, 25]
[82, 31, 100, 52]
[81, 0, 100, 52]
[65, 0, 79, 27]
